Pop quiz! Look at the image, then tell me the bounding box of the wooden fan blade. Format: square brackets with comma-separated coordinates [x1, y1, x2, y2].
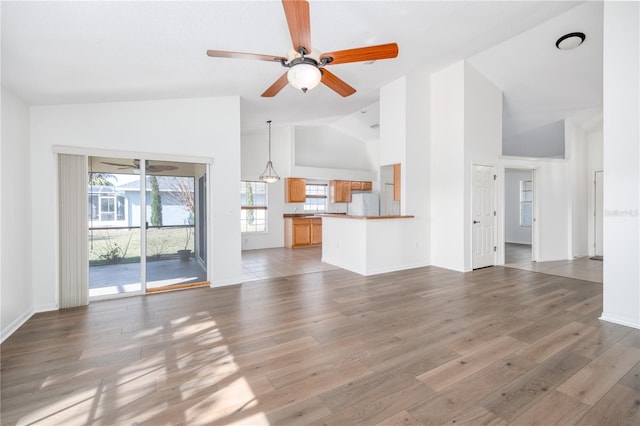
[321, 43, 399, 65]
[262, 72, 290, 97]
[282, 0, 312, 53]
[206, 50, 286, 63]
[321, 69, 356, 97]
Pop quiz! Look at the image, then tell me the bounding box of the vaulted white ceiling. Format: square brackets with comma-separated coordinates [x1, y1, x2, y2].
[1, 1, 601, 136]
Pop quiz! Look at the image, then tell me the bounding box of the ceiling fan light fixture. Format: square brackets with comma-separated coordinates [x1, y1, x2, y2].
[287, 63, 321, 93]
[555, 32, 585, 50]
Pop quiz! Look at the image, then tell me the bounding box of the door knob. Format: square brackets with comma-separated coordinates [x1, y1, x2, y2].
[473, 220, 480, 224]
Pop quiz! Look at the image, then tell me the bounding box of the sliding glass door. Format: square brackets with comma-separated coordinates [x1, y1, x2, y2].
[88, 156, 208, 299]
[145, 161, 207, 291]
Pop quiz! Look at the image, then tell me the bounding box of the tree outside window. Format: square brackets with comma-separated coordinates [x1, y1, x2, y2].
[241, 181, 267, 232]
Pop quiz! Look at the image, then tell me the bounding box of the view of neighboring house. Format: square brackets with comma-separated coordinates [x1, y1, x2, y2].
[88, 176, 194, 228]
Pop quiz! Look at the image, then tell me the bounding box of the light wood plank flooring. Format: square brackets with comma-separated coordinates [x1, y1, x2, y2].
[2, 265, 638, 425]
[504, 243, 603, 283]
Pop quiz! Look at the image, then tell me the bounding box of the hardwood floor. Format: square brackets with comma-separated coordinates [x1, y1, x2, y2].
[2, 265, 638, 425]
[505, 243, 603, 284]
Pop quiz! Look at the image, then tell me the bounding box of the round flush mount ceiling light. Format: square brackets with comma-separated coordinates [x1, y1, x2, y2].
[556, 32, 586, 50]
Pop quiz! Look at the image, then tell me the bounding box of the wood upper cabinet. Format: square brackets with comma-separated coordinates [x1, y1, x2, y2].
[393, 164, 401, 201]
[330, 180, 352, 203]
[284, 217, 322, 248]
[332, 180, 372, 203]
[285, 177, 306, 203]
[350, 181, 373, 191]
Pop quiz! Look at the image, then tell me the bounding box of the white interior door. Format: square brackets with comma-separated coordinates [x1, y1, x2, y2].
[595, 171, 604, 257]
[472, 165, 496, 269]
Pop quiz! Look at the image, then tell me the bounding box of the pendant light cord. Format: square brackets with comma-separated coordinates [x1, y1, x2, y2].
[267, 120, 272, 163]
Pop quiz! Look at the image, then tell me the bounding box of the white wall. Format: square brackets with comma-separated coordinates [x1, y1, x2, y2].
[430, 62, 466, 271]
[463, 62, 503, 271]
[567, 120, 589, 258]
[380, 77, 407, 167]
[601, 1, 640, 329]
[379, 72, 430, 269]
[295, 126, 374, 171]
[29, 97, 243, 314]
[536, 162, 572, 261]
[587, 130, 603, 256]
[503, 119, 565, 158]
[430, 61, 502, 272]
[404, 71, 431, 264]
[505, 169, 533, 244]
[1, 88, 34, 342]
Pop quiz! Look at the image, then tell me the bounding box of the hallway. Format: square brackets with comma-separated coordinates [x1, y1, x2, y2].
[505, 243, 603, 283]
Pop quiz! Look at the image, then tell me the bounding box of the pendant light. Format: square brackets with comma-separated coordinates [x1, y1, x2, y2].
[259, 120, 280, 183]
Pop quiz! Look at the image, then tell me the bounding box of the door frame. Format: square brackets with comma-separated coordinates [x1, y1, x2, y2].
[499, 166, 539, 265]
[593, 170, 604, 257]
[55, 145, 214, 302]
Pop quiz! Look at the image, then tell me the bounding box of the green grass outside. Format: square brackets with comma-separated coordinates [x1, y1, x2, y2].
[89, 227, 194, 266]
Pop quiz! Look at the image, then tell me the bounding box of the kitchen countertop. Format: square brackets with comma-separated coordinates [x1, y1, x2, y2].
[317, 214, 414, 220]
[283, 213, 346, 218]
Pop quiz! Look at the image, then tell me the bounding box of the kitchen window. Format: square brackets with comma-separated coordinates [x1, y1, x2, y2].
[304, 184, 327, 212]
[241, 181, 267, 232]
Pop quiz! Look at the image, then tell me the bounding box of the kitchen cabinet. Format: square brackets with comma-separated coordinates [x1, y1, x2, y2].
[350, 181, 373, 191]
[310, 219, 323, 245]
[393, 164, 401, 201]
[330, 180, 352, 203]
[284, 217, 322, 248]
[285, 177, 306, 203]
[331, 180, 372, 203]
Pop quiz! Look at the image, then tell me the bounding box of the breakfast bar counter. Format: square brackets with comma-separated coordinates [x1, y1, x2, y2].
[319, 214, 426, 276]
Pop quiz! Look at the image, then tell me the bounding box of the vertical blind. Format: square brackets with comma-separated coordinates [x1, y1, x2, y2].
[58, 154, 88, 308]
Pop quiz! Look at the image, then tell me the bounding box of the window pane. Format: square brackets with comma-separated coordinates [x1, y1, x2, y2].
[241, 181, 268, 232]
[240, 209, 266, 232]
[521, 201, 532, 226]
[241, 181, 267, 207]
[100, 197, 114, 213]
[304, 184, 327, 212]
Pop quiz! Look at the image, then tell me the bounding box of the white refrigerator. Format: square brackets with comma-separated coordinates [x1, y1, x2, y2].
[348, 193, 380, 216]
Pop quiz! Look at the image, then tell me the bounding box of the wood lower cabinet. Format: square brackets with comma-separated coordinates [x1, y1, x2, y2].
[310, 219, 322, 245]
[285, 217, 322, 248]
[285, 177, 306, 203]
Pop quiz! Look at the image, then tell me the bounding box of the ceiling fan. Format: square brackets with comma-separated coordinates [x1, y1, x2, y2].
[206, 0, 399, 97]
[100, 159, 178, 173]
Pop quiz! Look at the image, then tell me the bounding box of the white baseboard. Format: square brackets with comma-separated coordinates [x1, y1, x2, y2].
[1, 306, 35, 344]
[365, 262, 430, 276]
[211, 277, 245, 288]
[599, 314, 640, 329]
[35, 303, 59, 313]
